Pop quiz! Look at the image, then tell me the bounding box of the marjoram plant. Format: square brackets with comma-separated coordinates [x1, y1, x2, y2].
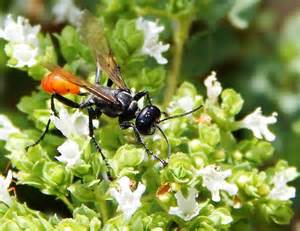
[0, 1, 298, 230]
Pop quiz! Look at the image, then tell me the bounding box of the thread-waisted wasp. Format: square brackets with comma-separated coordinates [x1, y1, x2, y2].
[27, 10, 202, 179]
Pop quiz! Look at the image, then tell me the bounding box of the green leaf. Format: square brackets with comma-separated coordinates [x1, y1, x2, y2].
[228, 0, 261, 29]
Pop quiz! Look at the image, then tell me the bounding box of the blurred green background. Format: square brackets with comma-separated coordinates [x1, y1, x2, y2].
[0, 0, 299, 230]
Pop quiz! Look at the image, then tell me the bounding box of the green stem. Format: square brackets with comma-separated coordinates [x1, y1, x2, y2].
[59, 195, 74, 212]
[95, 193, 109, 223]
[135, 7, 170, 18]
[163, 16, 192, 106]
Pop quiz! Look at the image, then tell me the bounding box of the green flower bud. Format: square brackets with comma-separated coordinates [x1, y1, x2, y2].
[112, 144, 145, 174]
[68, 182, 95, 202]
[0, 220, 20, 231]
[232, 151, 243, 161]
[72, 164, 91, 176]
[56, 219, 86, 231]
[234, 171, 267, 198]
[221, 89, 244, 116]
[163, 153, 194, 184]
[0, 201, 53, 230]
[142, 212, 169, 230]
[199, 123, 220, 147]
[188, 139, 203, 153]
[43, 162, 72, 187]
[259, 201, 294, 225]
[208, 207, 233, 226]
[238, 140, 274, 164]
[257, 184, 270, 197]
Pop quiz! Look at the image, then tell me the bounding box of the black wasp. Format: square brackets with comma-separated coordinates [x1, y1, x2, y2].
[27, 10, 202, 179]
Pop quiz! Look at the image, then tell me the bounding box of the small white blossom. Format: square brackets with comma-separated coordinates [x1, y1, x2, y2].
[0, 115, 19, 141]
[269, 167, 298, 201]
[136, 17, 170, 64]
[110, 176, 146, 220]
[169, 95, 194, 112]
[0, 170, 13, 206]
[169, 187, 201, 221]
[11, 43, 38, 67]
[239, 107, 278, 141]
[0, 14, 40, 67]
[198, 165, 238, 202]
[204, 71, 222, 102]
[51, 108, 97, 138]
[52, 0, 81, 26]
[0, 14, 40, 45]
[56, 140, 82, 167]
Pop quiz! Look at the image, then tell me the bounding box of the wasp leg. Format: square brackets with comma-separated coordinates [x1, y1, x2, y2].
[26, 94, 88, 150]
[26, 94, 58, 151]
[95, 64, 101, 85]
[133, 91, 152, 105]
[87, 107, 113, 181]
[120, 121, 168, 167]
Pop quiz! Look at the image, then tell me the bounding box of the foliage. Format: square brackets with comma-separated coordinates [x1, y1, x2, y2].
[0, 0, 299, 230]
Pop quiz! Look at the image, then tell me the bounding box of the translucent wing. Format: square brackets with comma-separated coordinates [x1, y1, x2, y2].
[44, 64, 118, 104]
[79, 10, 128, 90]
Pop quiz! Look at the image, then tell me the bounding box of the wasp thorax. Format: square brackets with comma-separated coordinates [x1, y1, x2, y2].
[135, 105, 161, 135]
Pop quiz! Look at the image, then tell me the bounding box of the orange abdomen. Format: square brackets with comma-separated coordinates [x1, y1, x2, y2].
[41, 72, 80, 95]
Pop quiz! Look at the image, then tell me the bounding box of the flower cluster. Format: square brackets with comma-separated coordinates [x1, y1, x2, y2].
[136, 17, 170, 64]
[52, 0, 81, 26]
[0, 5, 298, 230]
[0, 15, 40, 67]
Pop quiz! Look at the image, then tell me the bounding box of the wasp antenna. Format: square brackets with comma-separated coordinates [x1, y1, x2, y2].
[158, 104, 203, 123]
[155, 124, 171, 160]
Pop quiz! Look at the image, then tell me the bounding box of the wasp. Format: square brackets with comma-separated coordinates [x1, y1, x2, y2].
[27, 10, 202, 179]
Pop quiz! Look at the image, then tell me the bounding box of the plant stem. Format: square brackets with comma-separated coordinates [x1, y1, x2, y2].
[135, 7, 170, 18]
[59, 195, 74, 212]
[163, 16, 192, 106]
[95, 193, 109, 223]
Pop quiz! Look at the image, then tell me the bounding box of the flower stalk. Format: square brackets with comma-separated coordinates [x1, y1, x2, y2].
[164, 16, 193, 106]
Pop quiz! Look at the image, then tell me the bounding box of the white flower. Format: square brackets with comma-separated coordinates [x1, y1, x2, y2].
[170, 95, 194, 112]
[136, 17, 170, 64]
[56, 140, 82, 167]
[0, 115, 19, 141]
[0, 170, 13, 206]
[198, 165, 238, 202]
[167, 95, 202, 116]
[239, 107, 278, 141]
[0, 14, 40, 67]
[50, 108, 95, 138]
[52, 0, 81, 26]
[10, 43, 38, 67]
[110, 176, 146, 220]
[269, 167, 298, 201]
[204, 71, 222, 102]
[169, 187, 201, 221]
[0, 14, 40, 45]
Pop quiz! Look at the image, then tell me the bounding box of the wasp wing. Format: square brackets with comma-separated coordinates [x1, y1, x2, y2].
[79, 10, 128, 90]
[44, 64, 118, 104]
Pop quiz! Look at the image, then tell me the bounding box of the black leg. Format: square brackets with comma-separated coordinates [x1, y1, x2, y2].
[26, 94, 85, 150]
[133, 91, 152, 105]
[107, 79, 113, 87]
[95, 64, 101, 85]
[53, 94, 80, 108]
[26, 95, 58, 150]
[120, 121, 167, 167]
[87, 107, 113, 180]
